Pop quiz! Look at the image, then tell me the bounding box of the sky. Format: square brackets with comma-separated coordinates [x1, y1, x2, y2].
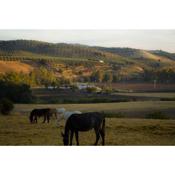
[0, 30, 175, 53]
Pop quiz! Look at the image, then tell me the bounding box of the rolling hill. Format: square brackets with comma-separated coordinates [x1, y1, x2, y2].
[95, 46, 175, 65]
[0, 40, 122, 61]
[0, 40, 175, 82]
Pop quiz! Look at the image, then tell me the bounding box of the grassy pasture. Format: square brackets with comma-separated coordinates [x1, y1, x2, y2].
[99, 83, 175, 92]
[14, 101, 175, 118]
[0, 114, 175, 145]
[32, 88, 127, 104]
[115, 92, 175, 98]
[0, 102, 175, 145]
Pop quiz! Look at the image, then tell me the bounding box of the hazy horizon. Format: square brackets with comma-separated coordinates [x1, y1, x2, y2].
[0, 30, 175, 53]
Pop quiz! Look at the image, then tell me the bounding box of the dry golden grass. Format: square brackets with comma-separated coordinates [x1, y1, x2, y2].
[0, 114, 175, 145]
[0, 61, 33, 74]
[119, 65, 144, 76]
[142, 50, 174, 63]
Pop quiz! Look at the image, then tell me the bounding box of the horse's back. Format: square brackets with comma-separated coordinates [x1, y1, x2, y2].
[31, 108, 51, 116]
[67, 112, 104, 131]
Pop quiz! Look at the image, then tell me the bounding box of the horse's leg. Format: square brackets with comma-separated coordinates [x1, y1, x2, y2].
[70, 131, 74, 146]
[100, 119, 105, 145]
[94, 128, 100, 146]
[47, 114, 50, 123]
[33, 115, 35, 123]
[34, 115, 37, 123]
[75, 131, 79, 146]
[43, 115, 46, 123]
[99, 129, 105, 146]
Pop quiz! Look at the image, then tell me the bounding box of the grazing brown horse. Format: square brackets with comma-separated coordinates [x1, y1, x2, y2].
[29, 108, 55, 123]
[61, 112, 105, 146]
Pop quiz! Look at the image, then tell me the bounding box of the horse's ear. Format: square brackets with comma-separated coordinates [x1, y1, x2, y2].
[61, 132, 64, 137]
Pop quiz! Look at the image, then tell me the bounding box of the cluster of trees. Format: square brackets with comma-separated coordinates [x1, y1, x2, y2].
[79, 67, 175, 83]
[0, 67, 175, 88]
[0, 67, 62, 104]
[83, 70, 117, 83]
[0, 67, 73, 104]
[143, 68, 175, 83]
[78, 70, 133, 83]
[0, 67, 60, 87]
[0, 80, 33, 103]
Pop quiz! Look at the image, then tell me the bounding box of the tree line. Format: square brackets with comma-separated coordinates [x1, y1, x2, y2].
[0, 40, 117, 60]
[143, 67, 175, 83]
[78, 67, 175, 83]
[0, 67, 59, 87]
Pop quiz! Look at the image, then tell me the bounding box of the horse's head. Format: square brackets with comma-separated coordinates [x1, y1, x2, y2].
[56, 108, 65, 120]
[61, 132, 69, 145]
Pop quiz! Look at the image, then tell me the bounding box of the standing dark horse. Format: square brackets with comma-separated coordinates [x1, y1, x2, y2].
[29, 108, 53, 123]
[61, 112, 105, 146]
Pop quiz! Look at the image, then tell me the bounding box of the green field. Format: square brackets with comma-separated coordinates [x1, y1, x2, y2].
[0, 102, 175, 145]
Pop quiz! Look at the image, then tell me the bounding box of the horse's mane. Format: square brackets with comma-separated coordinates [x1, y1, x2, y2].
[56, 108, 81, 118]
[64, 111, 82, 120]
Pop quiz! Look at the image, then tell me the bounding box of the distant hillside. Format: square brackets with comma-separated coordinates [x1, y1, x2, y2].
[95, 47, 175, 64]
[1, 40, 175, 65]
[150, 50, 175, 61]
[0, 40, 123, 62]
[0, 40, 175, 83]
[94, 47, 141, 57]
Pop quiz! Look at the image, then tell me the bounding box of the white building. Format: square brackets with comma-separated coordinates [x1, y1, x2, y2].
[76, 83, 91, 90]
[76, 83, 102, 92]
[99, 60, 104, 63]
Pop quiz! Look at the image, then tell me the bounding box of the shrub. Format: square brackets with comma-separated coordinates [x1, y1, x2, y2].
[70, 85, 78, 91]
[0, 81, 33, 103]
[102, 86, 113, 94]
[86, 87, 99, 93]
[0, 98, 14, 115]
[146, 111, 168, 119]
[160, 98, 175, 101]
